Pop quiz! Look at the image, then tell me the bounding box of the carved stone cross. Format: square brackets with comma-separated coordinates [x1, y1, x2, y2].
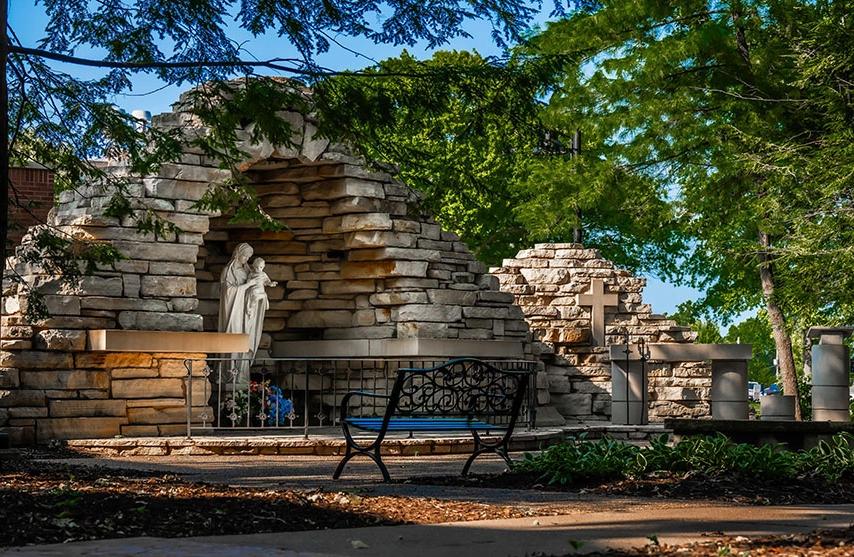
[576, 279, 619, 346]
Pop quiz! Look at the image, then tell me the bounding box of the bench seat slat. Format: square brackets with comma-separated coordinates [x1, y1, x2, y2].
[346, 417, 500, 431]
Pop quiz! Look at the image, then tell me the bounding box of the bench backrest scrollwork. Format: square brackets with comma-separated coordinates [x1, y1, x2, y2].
[386, 358, 532, 426]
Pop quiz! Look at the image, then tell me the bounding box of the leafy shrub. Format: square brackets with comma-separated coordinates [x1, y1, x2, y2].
[643, 435, 799, 480]
[515, 433, 854, 486]
[514, 435, 641, 485]
[801, 434, 854, 482]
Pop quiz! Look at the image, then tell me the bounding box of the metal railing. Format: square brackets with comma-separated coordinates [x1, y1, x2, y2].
[183, 357, 537, 439]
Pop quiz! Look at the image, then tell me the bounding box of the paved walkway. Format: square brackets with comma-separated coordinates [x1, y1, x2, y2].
[4, 503, 853, 556]
[46, 453, 604, 506]
[52, 453, 512, 488]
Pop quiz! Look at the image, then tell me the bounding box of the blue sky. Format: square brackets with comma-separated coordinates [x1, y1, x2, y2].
[10, 1, 706, 318]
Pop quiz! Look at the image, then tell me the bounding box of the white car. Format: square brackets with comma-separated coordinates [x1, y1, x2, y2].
[748, 382, 762, 401]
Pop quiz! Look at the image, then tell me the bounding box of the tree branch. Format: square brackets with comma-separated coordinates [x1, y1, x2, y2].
[8, 45, 483, 80]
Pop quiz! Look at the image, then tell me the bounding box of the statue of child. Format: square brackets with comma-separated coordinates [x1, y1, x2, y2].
[245, 258, 278, 319]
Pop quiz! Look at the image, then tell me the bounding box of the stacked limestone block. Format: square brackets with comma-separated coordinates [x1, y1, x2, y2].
[1, 85, 534, 444]
[0, 338, 209, 445]
[195, 161, 530, 343]
[491, 244, 709, 422]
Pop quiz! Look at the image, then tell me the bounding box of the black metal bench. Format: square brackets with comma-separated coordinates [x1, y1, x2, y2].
[333, 358, 531, 481]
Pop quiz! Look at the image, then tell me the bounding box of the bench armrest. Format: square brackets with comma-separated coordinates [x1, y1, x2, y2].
[344, 390, 391, 398]
[340, 391, 392, 423]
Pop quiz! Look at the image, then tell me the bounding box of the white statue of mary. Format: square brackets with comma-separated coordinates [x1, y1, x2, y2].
[219, 244, 279, 369]
[218, 243, 257, 374]
[218, 243, 253, 335]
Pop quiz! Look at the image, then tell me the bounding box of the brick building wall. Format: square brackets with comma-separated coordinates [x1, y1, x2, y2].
[8, 167, 55, 250]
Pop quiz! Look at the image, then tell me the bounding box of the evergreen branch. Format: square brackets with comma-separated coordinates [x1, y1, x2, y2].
[684, 85, 806, 104]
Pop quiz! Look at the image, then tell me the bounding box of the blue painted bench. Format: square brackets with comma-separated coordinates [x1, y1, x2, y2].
[333, 358, 531, 482]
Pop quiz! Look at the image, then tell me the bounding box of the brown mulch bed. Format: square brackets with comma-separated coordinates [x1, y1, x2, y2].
[0, 453, 565, 547]
[544, 526, 854, 556]
[405, 470, 854, 505]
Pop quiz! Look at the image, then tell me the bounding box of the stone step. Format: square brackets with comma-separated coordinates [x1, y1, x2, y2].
[64, 424, 669, 457]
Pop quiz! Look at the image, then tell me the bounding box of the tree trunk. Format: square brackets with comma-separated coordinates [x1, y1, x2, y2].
[733, 3, 799, 415]
[571, 129, 583, 245]
[757, 230, 800, 419]
[0, 0, 8, 341]
[573, 206, 583, 244]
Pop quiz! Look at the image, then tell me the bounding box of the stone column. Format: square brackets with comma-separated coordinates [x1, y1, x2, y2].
[808, 327, 853, 422]
[611, 361, 648, 425]
[710, 360, 749, 420]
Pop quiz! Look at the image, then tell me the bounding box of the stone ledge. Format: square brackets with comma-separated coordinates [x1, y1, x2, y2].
[666, 418, 854, 434]
[63, 424, 670, 457]
[66, 433, 558, 457]
[273, 338, 525, 358]
[88, 330, 249, 353]
[609, 343, 752, 362]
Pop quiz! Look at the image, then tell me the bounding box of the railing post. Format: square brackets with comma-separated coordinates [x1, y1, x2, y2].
[528, 365, 537, 430]
[184, 358, 193, 440]
[304, 360, 310, 440]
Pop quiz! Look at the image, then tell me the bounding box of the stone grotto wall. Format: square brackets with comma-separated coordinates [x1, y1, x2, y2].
[0, 347, 210, 445]
[491, 244, 711, 423]
[0, 85, 534, 444]
[195, 161, 530, 347]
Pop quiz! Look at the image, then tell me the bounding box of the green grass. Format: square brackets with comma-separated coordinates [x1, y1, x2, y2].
[513, 433, 854, 486]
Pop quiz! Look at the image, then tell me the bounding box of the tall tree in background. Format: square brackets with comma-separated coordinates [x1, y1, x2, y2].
[316, 50, 550, 264]
[320, 50, 683, 270]
[527, 0, 854, 418]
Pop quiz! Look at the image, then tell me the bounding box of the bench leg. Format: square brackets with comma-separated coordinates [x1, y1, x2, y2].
[495, 446, 513, 468]
[369, 448, 391, 482]
[333, 446, 391, 482]
[461, 447, 489, 476]
[333, 448, 355, 480]
[334, 424, 392, 482]
[462, 435, 514, 476]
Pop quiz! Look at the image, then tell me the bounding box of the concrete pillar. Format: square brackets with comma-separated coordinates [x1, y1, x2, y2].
[710, 360, 749, 420]
[760, 394, 796, 421]
[808, 327, 853, 422]
[611, 361, 648, 425]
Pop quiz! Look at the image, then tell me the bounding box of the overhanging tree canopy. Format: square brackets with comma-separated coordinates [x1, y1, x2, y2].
[1, 0, 558, 318]
[318, 49, 683, 269]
